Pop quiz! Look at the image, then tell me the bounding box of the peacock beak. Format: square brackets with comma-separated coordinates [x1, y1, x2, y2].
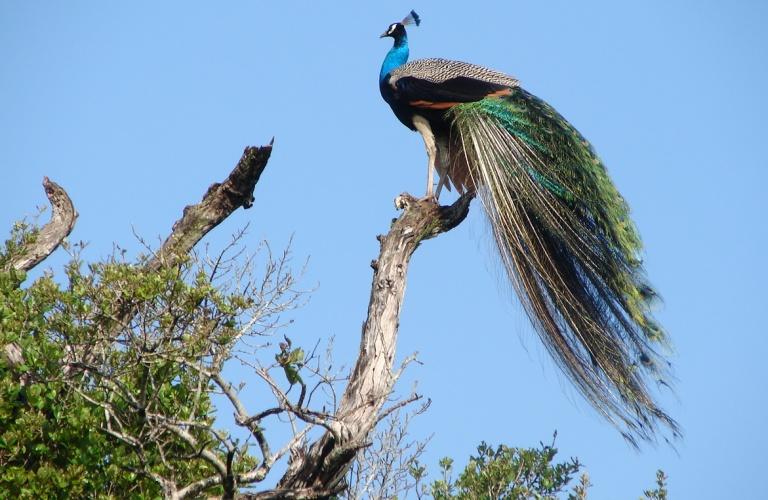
[379, 32, 389, 38]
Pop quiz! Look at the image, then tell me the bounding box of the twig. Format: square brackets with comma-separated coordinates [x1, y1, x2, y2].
[377, 394, 430, 424]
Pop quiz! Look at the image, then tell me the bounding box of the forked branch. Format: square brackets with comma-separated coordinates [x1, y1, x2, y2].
[255, 192, 473, 498]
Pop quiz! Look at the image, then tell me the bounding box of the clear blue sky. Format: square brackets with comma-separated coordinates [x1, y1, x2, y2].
[2, 1, 767, 498]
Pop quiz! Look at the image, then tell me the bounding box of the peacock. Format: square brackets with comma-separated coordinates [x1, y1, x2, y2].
[379, 11, 678, 445]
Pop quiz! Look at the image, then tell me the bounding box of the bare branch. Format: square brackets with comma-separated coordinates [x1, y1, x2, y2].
[211, 371, 273, 464]
[392, 352, 422, 383]
[161, 420, 228, 477]
[101, 143, 273, 353]
[347, 403, 432, 500]
[178, 419, 315, 499]
[378, 394, 430, 424]
[5, 177, 77, 272]
[255, 366, 338, 434]
[271, 192, 473, 495]
[146, 144, 273, 273]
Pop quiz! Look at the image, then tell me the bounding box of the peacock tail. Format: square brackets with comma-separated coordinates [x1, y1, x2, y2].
[448, 91, 677, 444]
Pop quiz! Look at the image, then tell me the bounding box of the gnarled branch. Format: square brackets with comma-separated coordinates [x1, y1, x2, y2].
[95, 143, 274, 340]
[5, 176, 77, 273]
[261, 192, 473, 498]
[147, 143, 273, 272]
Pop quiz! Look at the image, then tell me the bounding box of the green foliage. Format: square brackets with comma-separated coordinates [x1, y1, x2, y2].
[642, 470, 669, 500]
[0, 218, 40, 271]
[275, 339, 305, 386]
[402, 439, 668, 500]
[0, 222, 292, 497]
[427, 440, 583, 500]
[0, 260, 133, 497]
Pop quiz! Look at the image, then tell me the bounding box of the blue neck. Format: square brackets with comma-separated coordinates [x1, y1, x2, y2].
[380, 36, 409, 82]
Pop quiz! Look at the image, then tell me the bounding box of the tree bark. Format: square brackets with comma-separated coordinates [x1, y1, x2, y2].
[253, 193, 473, 499]
[2, 177, 77, 379]
[102, 144, 273, 335]
[4, 177, 77, 273]
[146, 143, 273, 272]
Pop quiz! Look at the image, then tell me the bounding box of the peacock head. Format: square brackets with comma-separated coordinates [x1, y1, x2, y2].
[380, 10, 420, 42]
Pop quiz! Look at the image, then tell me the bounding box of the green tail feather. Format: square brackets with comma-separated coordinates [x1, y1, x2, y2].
[448, 90, 678, 445]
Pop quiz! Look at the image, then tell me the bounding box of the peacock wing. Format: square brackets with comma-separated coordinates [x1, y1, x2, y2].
[389, 58, 519, 108]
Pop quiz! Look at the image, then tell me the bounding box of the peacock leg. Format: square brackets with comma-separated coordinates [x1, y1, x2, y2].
[412, 115, 437, 199]
[426, 157, 434, 197]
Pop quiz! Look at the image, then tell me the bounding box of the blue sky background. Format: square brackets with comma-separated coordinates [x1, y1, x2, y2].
[2, 1, 767, 498]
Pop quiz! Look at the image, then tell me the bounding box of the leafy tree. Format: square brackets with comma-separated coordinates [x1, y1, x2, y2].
[0, 223, 297, 497]
[417, 441, 665, 500]
[343, 427, 669, 500]
[428, 440, 582, 500]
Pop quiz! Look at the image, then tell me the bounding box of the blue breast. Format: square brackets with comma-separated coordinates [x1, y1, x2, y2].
[380, 41, 409, 83]
[380, 39, 418, 130]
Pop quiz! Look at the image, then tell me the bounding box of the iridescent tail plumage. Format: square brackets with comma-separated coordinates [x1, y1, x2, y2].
[448, 90, 679, 445]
